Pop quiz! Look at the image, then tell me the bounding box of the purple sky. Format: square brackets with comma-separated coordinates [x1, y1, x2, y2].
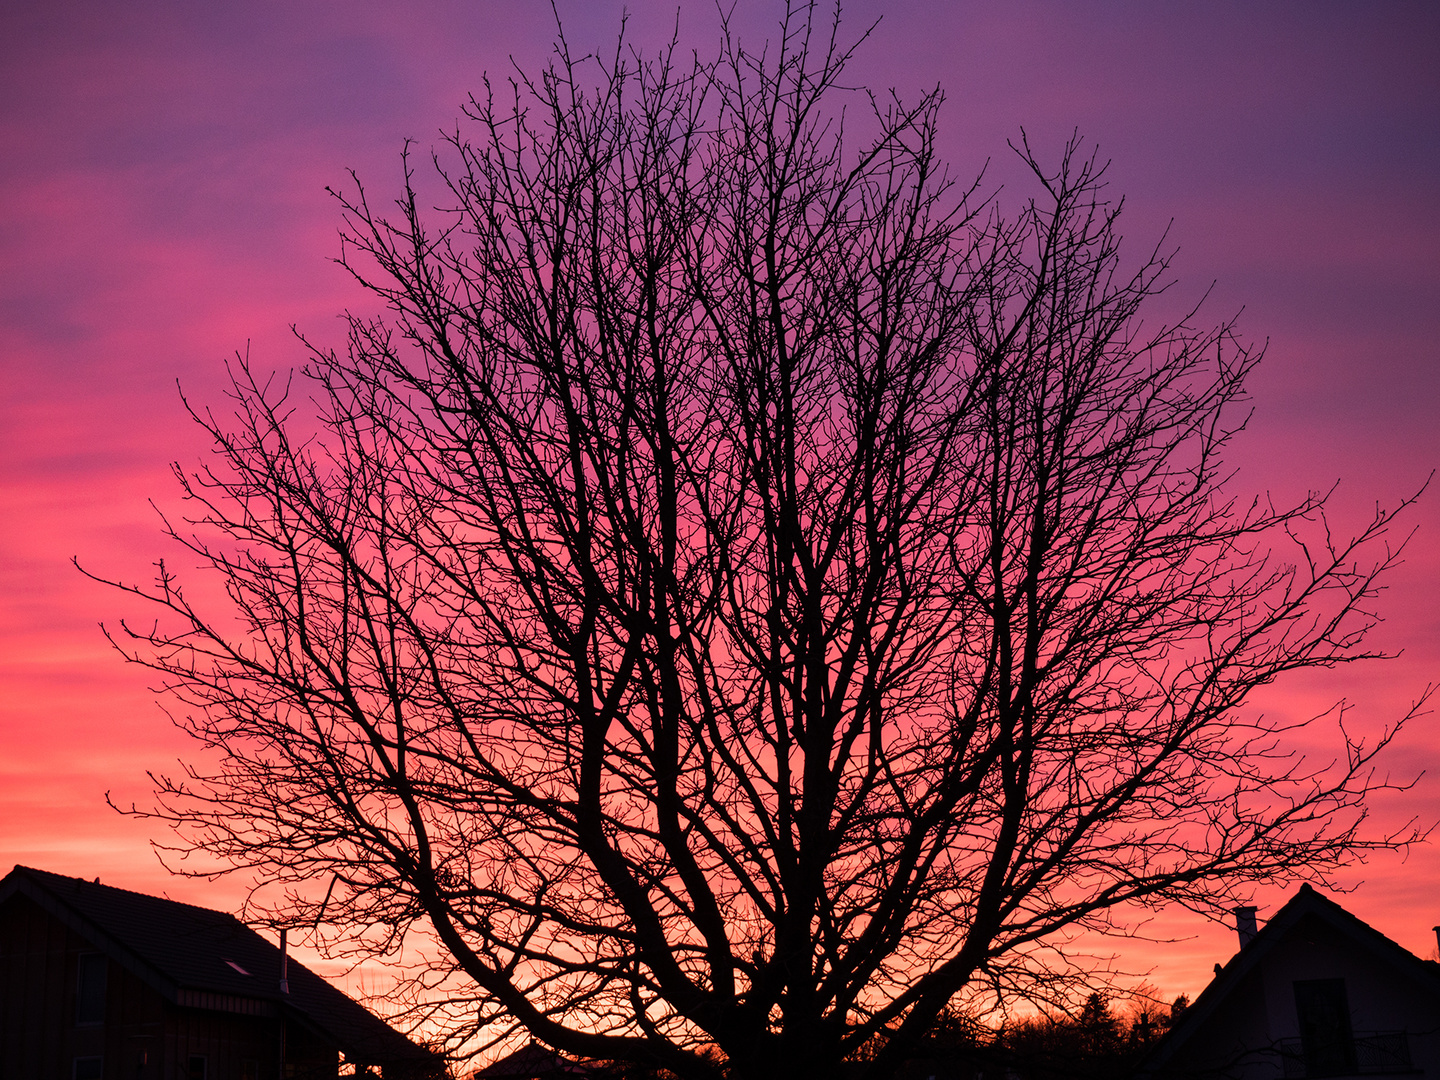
[2, 0, 1437, 1010]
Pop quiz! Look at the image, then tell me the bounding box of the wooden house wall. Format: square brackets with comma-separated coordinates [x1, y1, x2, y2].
[0, 892, 337, 1080]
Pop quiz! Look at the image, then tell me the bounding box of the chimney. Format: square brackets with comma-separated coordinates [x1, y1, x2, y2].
[1432, 925, 1439, 957]
[1234, 906, 1258, 947]
[279, 929, 290, 995]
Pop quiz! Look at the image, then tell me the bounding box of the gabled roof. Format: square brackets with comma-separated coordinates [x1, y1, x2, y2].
[0, 865, 437, 1067]
[1140, 883, 1440, 1073]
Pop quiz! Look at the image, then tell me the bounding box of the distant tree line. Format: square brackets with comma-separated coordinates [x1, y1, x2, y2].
[510, 992, 1191, 1079]
[989, 991, 1189, 1079]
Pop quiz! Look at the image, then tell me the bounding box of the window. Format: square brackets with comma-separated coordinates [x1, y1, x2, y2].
[73, 1058, 103, 1080]
[76, 953, 107, 1024]
[1293, 978, 1357, 1077]
[188, 1057, 207, 1080]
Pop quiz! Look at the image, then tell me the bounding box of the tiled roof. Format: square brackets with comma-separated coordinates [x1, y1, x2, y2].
[1, 865, 436, 1066]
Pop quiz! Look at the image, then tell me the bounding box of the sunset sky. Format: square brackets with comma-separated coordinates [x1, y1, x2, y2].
[2, 0, 1437, 1012]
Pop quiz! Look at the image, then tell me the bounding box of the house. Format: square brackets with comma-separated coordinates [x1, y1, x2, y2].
[0, 865, 442, 1080]
[473, 1044, 601, 1078]
[1140, 883, 1440, 1079]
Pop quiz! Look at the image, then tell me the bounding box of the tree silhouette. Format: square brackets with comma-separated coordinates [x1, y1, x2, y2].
[92, 5, 1425, 1078]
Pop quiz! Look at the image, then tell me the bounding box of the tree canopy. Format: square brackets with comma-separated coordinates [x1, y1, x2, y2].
[94, 6, 1424, 1078]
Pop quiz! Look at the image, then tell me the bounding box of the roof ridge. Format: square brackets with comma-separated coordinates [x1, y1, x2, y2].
[12, 864, 252, 922]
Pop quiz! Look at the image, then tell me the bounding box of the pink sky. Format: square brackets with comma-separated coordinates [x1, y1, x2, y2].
[2, 0, 1438, 1013]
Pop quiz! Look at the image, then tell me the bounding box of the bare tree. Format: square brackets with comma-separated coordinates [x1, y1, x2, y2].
[92, 6, 1426, 1078]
